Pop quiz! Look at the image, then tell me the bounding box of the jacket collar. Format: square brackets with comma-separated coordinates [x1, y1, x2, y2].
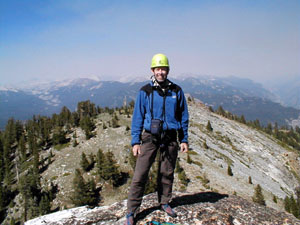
[150, 75, 173, 96]
[150, 75, 172, 88]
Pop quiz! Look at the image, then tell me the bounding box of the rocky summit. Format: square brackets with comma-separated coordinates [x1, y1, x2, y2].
[25, 191, 300, 225]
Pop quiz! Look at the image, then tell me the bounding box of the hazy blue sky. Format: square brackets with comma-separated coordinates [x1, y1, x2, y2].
[1, 0, 299, 86]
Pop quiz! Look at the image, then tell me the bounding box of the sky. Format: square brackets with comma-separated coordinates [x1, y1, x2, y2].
[0, 0, 299, 86]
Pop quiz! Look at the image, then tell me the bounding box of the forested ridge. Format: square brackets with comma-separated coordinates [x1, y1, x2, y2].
[0, 100, 135, 224]
[1, 99, 300, 224]
[210, 104, 300, 151]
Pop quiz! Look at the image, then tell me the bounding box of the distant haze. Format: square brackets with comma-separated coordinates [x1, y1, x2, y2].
[1, 1, 299, 86]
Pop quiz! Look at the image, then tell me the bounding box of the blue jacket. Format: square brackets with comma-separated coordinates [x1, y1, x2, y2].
[131, 80, 189, 146]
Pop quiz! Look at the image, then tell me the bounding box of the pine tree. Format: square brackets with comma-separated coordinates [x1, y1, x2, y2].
[27, 196, 40, 221]
[59, 106, 72, 125]
[274, 122, 279, 139]
[227, 165, 233, 176]
[178, 170, 189, 187]
[175, 159, 189, 188]
[26, 121, 36, 155]
[77, 101, 97, 119]
[79, 116, 95, 139]
[273, 195, 277, 203]
[248, 176, 252, 184]
[217, 106, 226, 116]
[84, 178, 99, 207]
[88, 153, 95, 169]
[240, 115, 246, 124]
[206, 120, 213, 132]
[0, 137, 4, 183]
[203, 140, 209, 149]
[3, 137, 14, 187]
[71, 169, 99, 207]
[19, 168, 41, 222]
[296, 187, 300, 210]
[39, 195, 51, 215]
[264, 123, 272, 135]
[0, 135, 10, 218]
[252, 184, 266, 206]
[208, 106, 214, 112]
[96, 149, 106, 179]
[254, 119, 261, 129]
[111, 118, 120, 128]
[71, 112, 80, 127]
[290, 195, 299, 218]
[80, 152, 90, 172]
[187, 153, 192, 164]
[15, 120, 24, 142]
[5, 118, 17, 146]
[97, 106, 103, 114]
[18, 134, 27, 163]
[27, 196, 40, 220]
[71, 169, 87, 206]
[101, 151, 121, 186]
[52, 126, 67, 145]
[39, 117, 51, 147]
[284, 196, 291, 213]
[32, 139, 40, 174]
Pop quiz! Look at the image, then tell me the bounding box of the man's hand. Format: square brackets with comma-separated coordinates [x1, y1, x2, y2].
[180, 143, 189, 153]
[132, 144, 141, 156]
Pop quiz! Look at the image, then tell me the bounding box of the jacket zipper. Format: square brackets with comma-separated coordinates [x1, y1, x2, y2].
[162, 91, 169, 130]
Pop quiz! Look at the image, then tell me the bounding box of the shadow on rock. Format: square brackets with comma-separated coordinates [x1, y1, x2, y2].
[135, 205, 161, 222]
[136, 192, 228, 221]
[171, 191, 228, 207]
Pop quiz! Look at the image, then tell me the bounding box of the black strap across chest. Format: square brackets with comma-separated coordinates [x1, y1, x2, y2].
[140, 83, 181, 120]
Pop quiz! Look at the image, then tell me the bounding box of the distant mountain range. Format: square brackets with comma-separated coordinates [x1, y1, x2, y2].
[265, 76, 300, 110]
[1, 76, 300, 129]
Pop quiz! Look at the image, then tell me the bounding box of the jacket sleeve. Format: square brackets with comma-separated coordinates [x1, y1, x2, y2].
[178, 89, 189, 143]
[131, 90, 146, 146]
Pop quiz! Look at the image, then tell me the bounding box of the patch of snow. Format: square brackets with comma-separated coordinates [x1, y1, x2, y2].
[37, 94, 61, 106]
[89, 83, 103, 90]
[287, 114, 300, 128]
[0, 87, 19, 92]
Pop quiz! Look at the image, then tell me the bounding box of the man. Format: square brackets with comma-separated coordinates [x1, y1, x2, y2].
[125, 53, 189, 225]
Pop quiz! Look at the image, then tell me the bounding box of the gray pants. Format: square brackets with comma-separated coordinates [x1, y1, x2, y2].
[127, 131, 178, 214]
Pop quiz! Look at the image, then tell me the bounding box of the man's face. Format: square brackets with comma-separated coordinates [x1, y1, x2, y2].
[152, 67, 169, 82]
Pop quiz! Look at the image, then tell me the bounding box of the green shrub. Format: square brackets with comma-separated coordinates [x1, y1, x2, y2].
[227, 165, 233, 176]
[248, 176, 252, 184]
[252, 184, 266, 206]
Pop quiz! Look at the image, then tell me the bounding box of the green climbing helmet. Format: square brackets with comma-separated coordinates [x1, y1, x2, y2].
[151, 53, 169, 69]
